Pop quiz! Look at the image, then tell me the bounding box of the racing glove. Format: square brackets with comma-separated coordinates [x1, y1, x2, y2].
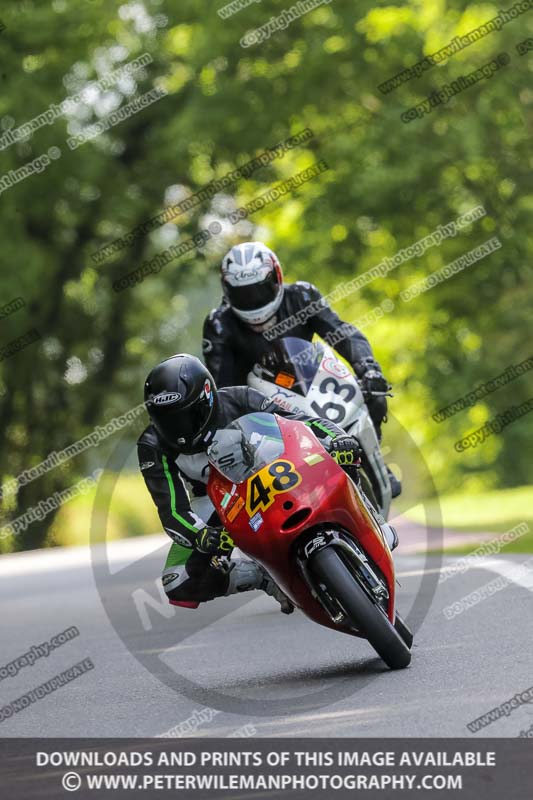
[329, 435, 362, 467]
[197, 526, 235, 556]
[359, 360, 391, 396]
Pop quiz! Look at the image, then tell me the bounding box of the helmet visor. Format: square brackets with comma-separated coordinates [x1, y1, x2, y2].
[224, 272, 280, 312]
[151, 393, 214, 449]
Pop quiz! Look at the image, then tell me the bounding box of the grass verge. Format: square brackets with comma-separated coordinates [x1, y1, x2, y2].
[404, 485, 533, 554]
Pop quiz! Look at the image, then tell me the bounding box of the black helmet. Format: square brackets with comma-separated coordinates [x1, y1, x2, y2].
[144, 354, 218, 453]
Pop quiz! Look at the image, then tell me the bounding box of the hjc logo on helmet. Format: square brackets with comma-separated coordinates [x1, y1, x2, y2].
[152, 392, 182, 405]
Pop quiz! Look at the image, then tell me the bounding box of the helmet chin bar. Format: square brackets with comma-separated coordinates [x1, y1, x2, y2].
[248, 315, 279, 332]
[173, 421, 216, 454]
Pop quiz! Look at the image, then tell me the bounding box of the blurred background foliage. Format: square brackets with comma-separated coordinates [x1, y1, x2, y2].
[0, 0, 531, 552]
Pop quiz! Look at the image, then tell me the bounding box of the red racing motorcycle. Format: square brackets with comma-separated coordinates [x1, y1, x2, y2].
[207, 411, 413, 670]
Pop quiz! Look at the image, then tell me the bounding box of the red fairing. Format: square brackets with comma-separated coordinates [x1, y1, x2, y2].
[208, 416, 396, 636]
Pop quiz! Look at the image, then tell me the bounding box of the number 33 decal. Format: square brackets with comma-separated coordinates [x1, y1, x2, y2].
[246, 460, 301, 516]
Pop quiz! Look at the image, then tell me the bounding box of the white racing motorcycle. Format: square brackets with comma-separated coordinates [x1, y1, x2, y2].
[248, 337, 393, 521]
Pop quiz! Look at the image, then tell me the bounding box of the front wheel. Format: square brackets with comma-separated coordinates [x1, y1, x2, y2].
[311, 546, 411, 670]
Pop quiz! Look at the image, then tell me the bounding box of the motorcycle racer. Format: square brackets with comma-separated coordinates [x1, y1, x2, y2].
[202, 241, 401, 497]
[138, 354, 388, 614]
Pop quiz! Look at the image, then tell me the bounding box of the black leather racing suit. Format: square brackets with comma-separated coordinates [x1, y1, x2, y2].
[138, 386, 348, 603]
[202, 281, 388, 436]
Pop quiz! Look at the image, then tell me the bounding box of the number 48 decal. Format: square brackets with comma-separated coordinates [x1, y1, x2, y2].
[246, 460, 301, 516]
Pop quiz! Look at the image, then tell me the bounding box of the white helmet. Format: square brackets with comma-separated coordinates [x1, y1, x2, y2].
[221, 241, 284, 326]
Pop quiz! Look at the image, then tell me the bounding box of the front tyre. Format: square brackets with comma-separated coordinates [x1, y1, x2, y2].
[311, 546, 411, 670]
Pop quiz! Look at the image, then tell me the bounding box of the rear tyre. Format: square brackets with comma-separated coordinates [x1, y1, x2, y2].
[311, 546, 411, 670]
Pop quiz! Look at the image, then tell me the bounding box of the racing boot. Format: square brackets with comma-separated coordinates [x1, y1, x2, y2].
[382, 522, 399, 552]
[225, 561, 294, 614]
[387, 466, 402, 498]
[260, 575, 295, 615]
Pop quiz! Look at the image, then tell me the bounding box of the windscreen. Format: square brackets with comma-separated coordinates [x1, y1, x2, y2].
[255, 337, 324, 396]
[207, 412, 285, 483]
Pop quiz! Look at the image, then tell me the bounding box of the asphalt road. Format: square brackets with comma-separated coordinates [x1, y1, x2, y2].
[1, 521, 532, 739]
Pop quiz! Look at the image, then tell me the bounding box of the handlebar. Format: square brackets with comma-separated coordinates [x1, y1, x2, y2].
[364, 390, 394, 398]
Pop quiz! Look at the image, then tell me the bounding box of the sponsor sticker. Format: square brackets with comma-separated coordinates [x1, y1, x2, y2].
[322, 356, 351, 379]
[140, 461, 155, 470]
[221, 492, 231, 509]
[271, 393, 295, 412]
[226, 495, 245, 522]
[304, 453, 324, 466]
[204, 379, 213, 407]
[249, 511, 264, 532]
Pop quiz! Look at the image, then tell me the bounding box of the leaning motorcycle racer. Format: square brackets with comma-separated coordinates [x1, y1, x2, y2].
[138, 354, 395, 614]
[202, 241, 401, 497]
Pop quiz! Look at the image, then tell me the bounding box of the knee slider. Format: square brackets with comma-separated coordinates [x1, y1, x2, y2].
[162, 559, 229, 603]
[162, 565, 189, 599]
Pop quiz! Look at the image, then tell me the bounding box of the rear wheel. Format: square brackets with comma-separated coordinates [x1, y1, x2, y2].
[311, 546, 411, 670]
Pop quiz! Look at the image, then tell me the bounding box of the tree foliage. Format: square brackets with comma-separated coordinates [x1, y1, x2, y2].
[0, 0, 531, 551]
